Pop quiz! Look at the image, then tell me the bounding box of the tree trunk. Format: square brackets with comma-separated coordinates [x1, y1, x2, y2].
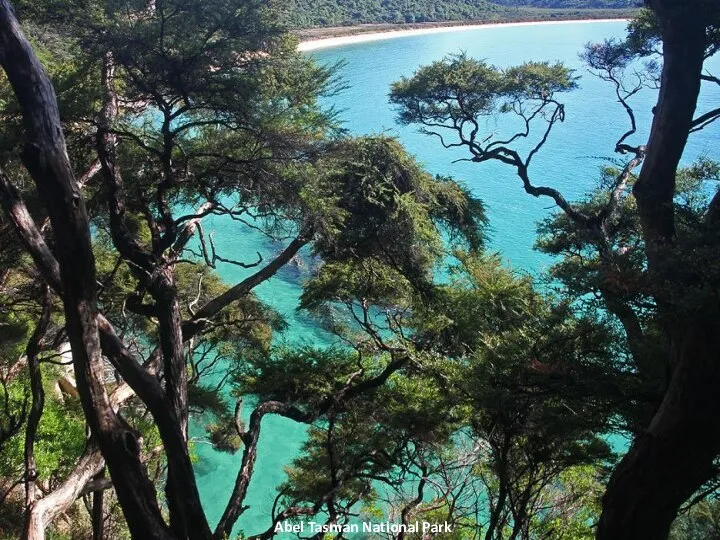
[0, 168, 210, 538]
[0, 3, 172, 537]
[91, 470, 105, 540]
[23, 288, 51, 535]
[598, 7, 719, 539]
[632, 7, 706, 254]
[598, 321, 720, 539]
[97, 51, 211, 540]
[214, 401, 306, 539]
[485, 440, 510, 540]
[24, 444, 105, 540]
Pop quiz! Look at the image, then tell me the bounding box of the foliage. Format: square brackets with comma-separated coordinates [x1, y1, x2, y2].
[535, 161, 720, 428]
[0, 0, 490, 537]
[0, 383, 85, 481]
[283, 0, 637, 28]
[388, 2, 720, 536]
[671, 497, 720, 540]
[3, 1, 708, 538]
[492, 0, 638, 7]
[282, 0, 507, 27]
[242, 253, 618, 536]
[390, 54, 578, 166]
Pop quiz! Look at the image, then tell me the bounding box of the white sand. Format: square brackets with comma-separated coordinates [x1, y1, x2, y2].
[298, 18, 626, 52]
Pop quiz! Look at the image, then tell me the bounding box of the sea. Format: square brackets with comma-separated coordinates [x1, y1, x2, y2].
[191, 20, 720, 537]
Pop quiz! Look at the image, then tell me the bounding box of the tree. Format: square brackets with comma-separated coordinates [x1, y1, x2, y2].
[406, 253, 619, 540]
[239, 252, 620, 539]
[390, 1, 720, 537]
[0, 0, 486, 538]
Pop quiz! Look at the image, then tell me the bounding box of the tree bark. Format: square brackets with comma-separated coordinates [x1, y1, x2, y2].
[598, 322, 720, 539]
[1, 158, 317, 540]
[214, 401, 312, 539]
[23, 287, 51, 532]
[21, 358, 163, 540]
[91, 469, 105, 540]
[0, 3, 172, 538]
[598, 5, 720, 539]
[632, 6, 706, 254]
[96, 51, 211, 540]
[185, 232, 311, 336]
[485, 439, 510, 540]
[24, 444, 105, 540]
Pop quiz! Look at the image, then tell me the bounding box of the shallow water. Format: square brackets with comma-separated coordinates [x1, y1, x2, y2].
[193, 20, 720, 536]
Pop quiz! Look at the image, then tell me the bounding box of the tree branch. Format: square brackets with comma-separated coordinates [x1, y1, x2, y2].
[23, 286, 51, 522]
[184, 231, 311, 337]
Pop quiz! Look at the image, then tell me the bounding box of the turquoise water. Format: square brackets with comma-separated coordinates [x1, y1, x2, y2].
[193, 21, 720, 536]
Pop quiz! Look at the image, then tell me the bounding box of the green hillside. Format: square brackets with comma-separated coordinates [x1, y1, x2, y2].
[281, 0, 503, 27]
[492, 0, 638, 8]
[283, 0, 639, 28]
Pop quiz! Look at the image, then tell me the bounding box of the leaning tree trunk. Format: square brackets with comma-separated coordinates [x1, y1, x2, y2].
[0, 2, 173, 538]
[24, 445, 105, 540]
[597, 6, 720, 539]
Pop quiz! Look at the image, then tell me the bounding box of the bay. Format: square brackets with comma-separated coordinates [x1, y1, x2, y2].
[194, 20, 720, 537]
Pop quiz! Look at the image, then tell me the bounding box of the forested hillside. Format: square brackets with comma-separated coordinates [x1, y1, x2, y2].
[492, 0, 638, 7]
[282, 0, 504, 27]
[284, 0, 638, 28]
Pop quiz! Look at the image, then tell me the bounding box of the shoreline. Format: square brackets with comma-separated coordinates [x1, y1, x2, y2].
[297, 18, 628, 52]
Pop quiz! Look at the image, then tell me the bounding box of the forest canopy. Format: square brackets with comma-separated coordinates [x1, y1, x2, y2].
[0, 1, 719, 540]
[283, 0, 639, 28]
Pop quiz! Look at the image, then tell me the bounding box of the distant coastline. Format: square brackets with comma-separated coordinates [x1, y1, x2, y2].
[297, 16, 629, 52]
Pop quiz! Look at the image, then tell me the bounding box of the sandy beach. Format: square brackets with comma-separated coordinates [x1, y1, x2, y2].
[297, 18, 627, 52]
